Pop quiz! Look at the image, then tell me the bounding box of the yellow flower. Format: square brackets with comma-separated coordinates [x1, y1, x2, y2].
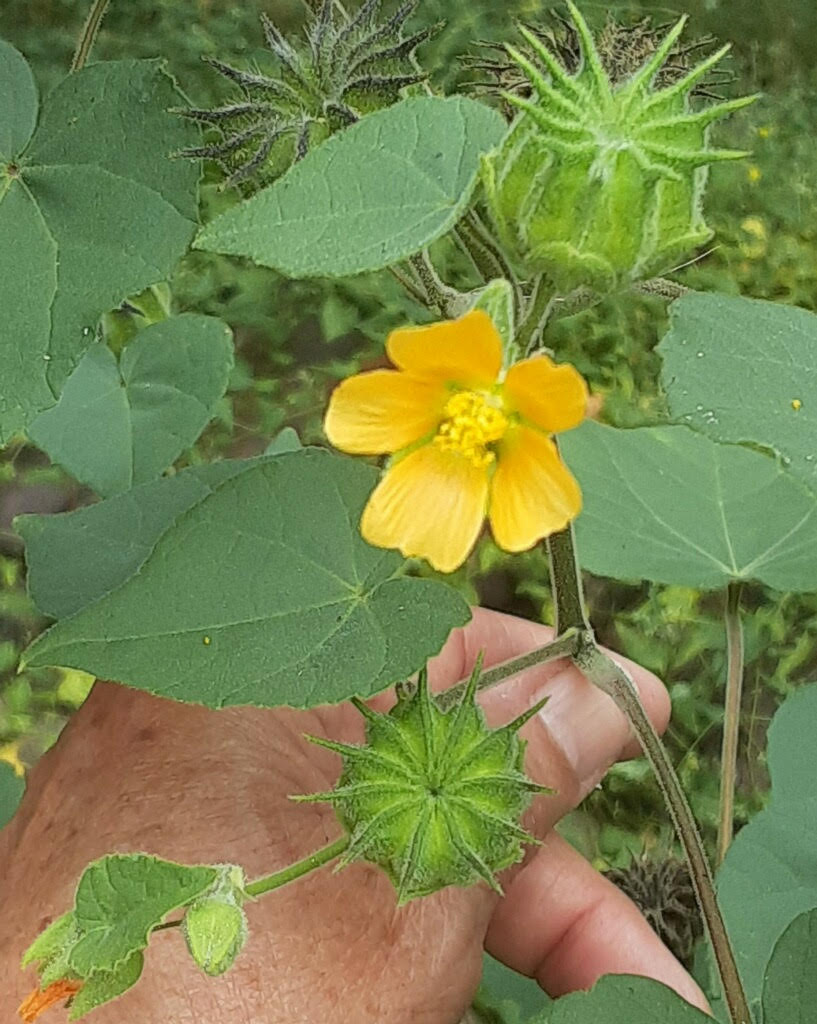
[324, 310, 586, 572]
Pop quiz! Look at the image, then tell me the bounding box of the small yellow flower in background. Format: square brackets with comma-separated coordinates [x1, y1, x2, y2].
[0, 740, 25, 777]
[747, 165, 762, 183]
[324, 310, 587, 572]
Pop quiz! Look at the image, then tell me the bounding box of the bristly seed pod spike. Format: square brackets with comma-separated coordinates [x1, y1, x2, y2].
[297, 657, 547, 903]
[482, 4, 756, 293]
[184, 0, 434, 192]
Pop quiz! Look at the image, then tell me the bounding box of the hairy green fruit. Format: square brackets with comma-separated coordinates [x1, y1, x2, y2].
[183, 0, 439, 190]
[182, 866, 248, 977]
[482, 2, 757, 292]
[300, 661, 549, 905]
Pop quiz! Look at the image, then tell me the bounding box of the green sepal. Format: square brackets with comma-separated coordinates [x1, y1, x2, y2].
[470, 279, 516, 353]
[303, 660, 546, 904]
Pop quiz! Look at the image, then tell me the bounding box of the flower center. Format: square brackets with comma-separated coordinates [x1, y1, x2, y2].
[433, 390, 508, 469]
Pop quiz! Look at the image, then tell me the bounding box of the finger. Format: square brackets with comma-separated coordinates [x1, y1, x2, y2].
[428, 608, 671, 829]
[485, 833, 709, 1013]
[427, 607, 669, 762]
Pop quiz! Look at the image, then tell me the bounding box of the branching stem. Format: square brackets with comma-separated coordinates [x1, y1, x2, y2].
[437, 628, 580, 712]
[546, 518, 752, 1024]
[71, 0, 111, 72]
[717, 581, 745, 866]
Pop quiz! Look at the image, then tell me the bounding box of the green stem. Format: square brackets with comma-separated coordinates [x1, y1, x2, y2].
[546, 522, 590, 633]
[572, 635, 751, 1024]
[455, 220, 505, 285]
[409, 251, 458, 318]
[516, 276, 555, 356]
[71, 0, 111, 72]
[436, 628, 580, 712]
[632, 277, 690, 300]
[463, 211, 522, 301]
[389, 264, 429, 307]
[717, 582, 745, 867]
[245, 836, 350, 899]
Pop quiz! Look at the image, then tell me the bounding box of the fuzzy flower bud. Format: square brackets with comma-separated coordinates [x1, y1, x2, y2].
[482, 2, 757, 292]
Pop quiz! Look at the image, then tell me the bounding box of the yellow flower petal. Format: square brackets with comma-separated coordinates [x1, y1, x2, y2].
[502, 355, 588, 434]
[386, 310, 503, 388]
[324, 370, 446, 454]
[489, 427, 581, 552]
[361, 444, 488, 572]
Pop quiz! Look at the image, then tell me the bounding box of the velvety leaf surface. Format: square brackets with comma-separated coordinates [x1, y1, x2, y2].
[0, 761, 24, 829]
[0, 50, 199, 442]
[18, 461, 254, 620]
[560, 421, 817, 591]
[543, 975, 710, 1023]
[195, 96, 506, 278]
[717, 684, 817, 1010]
[761, 908, 817, 1024]
[69, 855, 216, 975]
[0, 38, 37, 160]
[22, 449, 470, 708]
[28, 315, 234, 496]
[69, 951, 144, 1021]
[659, 292, 817, 490]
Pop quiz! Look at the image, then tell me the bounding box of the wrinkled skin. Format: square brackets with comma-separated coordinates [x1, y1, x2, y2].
[0, 609, 709, 1022]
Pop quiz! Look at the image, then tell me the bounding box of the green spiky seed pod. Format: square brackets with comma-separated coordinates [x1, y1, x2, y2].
[181, 0, 440, 191]
[481, 2, 757, 293]
[299, 661, 549, 905]
[182, 866, 248, 977]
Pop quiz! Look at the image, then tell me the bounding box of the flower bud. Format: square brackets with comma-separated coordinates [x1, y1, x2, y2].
[482, 2, 756, 292]
[182, 866, 248, 977]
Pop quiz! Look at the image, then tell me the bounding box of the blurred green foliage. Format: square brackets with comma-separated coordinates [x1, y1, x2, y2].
[2, 0, 817, 883]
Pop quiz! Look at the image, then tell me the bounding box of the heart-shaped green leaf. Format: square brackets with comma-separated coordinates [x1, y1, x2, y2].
[195, 96, 506, 278]
[0, 46, 199, 442]
[761, 908, 817, 1024]
[22, 449, 470, 708]
[69, 855, 217, 975]
[716, 684, 817, 1010]
[28, 314, 234, 496]
[560, 421, 817, 591]
[659, 292, 817, 490]
[544, 975, 710, 1023]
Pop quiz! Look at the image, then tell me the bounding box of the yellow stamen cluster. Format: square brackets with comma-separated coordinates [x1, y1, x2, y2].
[434, 391, 508, 469]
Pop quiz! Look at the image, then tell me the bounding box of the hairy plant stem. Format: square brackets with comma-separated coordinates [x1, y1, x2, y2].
[547, 522, 751, 1023]
[547, 522, 590, 633]
[717, 581, 745, 867]
[517, 276, 556, 356]
[409, 251, 459, 318]
[245, 836, 350, 898]
[437, 628, 580, 712]
[455, 220, 505, 284]
[388, 264, 429, 307]
[71, 0, 111, 72]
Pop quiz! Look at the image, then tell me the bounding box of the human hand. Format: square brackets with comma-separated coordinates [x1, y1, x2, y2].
[0, 608, 708, 1022]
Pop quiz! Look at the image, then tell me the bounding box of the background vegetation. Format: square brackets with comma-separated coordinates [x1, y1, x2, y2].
[2, 0, 816, 891]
